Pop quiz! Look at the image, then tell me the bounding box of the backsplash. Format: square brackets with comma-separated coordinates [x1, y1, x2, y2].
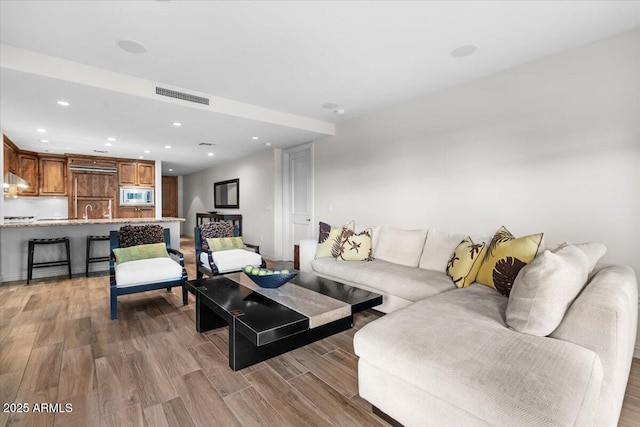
[3, 197, 68, 219]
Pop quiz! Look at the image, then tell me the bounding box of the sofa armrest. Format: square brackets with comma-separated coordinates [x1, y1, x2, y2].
[550, 264, 638, 426]
[299, 239, 317, 273]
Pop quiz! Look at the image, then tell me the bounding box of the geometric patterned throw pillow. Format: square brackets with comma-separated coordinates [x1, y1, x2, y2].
[337, 228, 373, 261]
[316, 220, 355, 258]
[118, 225, 164, 248]
[446, 237, 486, 288]
[200, 221, 235, 250]
[476, 226, 543, 296]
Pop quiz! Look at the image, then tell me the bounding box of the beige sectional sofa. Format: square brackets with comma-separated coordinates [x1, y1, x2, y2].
[299, 225, 638, 426]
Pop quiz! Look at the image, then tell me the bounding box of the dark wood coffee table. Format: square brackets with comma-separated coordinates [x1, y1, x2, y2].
[189, 272, 382, 371]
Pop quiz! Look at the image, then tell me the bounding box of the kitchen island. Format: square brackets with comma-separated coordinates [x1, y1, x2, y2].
[0, 217, 184, 283]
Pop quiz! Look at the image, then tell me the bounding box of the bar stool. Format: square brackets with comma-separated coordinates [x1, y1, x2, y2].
[27, 237, 72, 284]
[86, 235, 110, 277]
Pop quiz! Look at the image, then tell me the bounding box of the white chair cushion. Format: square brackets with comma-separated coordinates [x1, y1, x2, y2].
[115, 257, 183, 288]
[201, 249, 262, 274]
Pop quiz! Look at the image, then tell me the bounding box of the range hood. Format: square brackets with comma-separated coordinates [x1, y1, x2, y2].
[3, 172, 30, 196]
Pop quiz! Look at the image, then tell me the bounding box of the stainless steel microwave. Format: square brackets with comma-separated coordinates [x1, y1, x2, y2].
[119, 187, 154, 206]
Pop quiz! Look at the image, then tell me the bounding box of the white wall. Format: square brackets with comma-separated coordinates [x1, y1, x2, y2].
[314, 30, 640, 344]
[183, 149, 278, 259]
[3, 197, 68, 219]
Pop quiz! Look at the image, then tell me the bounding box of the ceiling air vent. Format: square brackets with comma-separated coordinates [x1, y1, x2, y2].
[155, 86, 210, 105]
[198, 142, 215, 146]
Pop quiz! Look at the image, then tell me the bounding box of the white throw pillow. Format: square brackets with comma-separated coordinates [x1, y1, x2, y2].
[506, 242, 605, 336]
[419, 229, 467, 272]
[554, 242, 607, 273]
[375, 227, 427, 268]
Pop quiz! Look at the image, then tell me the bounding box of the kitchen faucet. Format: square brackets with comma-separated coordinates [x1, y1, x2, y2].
[83, 204, 92, 220]
[103, 199, 112, 220]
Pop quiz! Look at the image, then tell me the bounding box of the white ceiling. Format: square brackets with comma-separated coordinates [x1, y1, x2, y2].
[1, 1, 639, 175]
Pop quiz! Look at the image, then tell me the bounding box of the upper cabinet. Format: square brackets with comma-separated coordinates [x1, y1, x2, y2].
[18, 151, 38, 196]
[39, 155, 67, 196]
[3, 135, 19, 175]
[118, 161, 155, 187]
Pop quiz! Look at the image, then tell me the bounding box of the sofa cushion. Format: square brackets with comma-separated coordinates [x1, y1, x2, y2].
[113, 243, 168, 264]
[419, 229, 467, 272]
[375, 227, 427, 267]
[115, 257, 182, 287]
[311, 257, 454, 302]
[507, 242, 606, 337]
[354, 284, 603, 427]
[316, 220, 354, 258]
[477, 226, 543, 296]
[337, 228, 373, 261]
[446, 237, 486, 288]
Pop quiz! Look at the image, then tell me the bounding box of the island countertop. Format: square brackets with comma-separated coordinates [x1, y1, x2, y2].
[0, 217, 185, 228]
[0, 217, 185, 282]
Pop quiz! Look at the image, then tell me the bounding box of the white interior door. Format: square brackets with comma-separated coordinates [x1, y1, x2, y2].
[283, 144, 313, 261]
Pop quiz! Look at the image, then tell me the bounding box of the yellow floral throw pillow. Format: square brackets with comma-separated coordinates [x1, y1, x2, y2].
[446, 238, 486, 288]
[337, 228, 373, 261]
[316, 221, 355, 258]
[477, 226, 543, 296]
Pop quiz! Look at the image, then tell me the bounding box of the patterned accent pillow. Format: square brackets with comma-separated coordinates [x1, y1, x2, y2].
[206, 237, 245, 252]
[200, 221, 234, 250]
[446, 237, 486, 288]
[118, 225, 164, 248]
[476, 226, 543, 296]
[337, 228, 373, 261]
[113, 243, 168, 264]
[316, 221, 355, 258]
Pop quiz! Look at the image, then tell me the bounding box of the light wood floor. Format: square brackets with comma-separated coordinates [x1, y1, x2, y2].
[0, 236, 638, 427]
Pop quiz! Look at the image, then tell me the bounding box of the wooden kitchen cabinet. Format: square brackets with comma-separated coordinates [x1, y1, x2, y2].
[118, 161, 155, 187]
[4, 135, 18, 175]
[38, 155, 67, 196]
[17, 152, 38, 196]
[118, 206, 154, 218]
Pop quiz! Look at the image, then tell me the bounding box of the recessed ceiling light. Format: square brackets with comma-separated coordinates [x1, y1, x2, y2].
[40, 139, 49, 143]
[207, 152, 214, 157]
[172, 122, 182, 127]
[117, 39, 147, 54]
[139, 156, 145, 159]
[107, 137, 116, 142]
[36, 128, 47, 133]
[265, 142, 272, 147]
[105, 143, 112, 147]
[334, 108, 346, 115]
[144, 150, 151, 154]
[57, 100, 70, 106]
[451, 44, 477, 58]
[322, 102, 339, 109]
[164, 145, 172, 149]
[251, 136, 259, 140]
[168, 169, 173, 172]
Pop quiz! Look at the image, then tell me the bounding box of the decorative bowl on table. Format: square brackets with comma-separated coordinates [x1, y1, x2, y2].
[243, 266, 297, 288]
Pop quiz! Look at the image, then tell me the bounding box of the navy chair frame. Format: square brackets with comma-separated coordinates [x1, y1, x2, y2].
[109, 228, 188, 320]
